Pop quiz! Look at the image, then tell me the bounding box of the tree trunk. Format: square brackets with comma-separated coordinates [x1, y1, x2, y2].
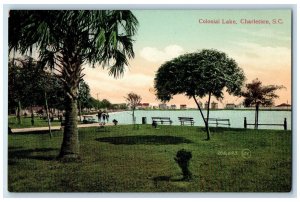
[44, 92, 52, 138]
[17, 100, 22, 125]
[30, 105, 34, 126]
[59, 96, 80, 159]
[205, 92, 212, 140]
[255, 103, 259, 129]
[78, 101, 82, 122]
[193, 95, 210, 140]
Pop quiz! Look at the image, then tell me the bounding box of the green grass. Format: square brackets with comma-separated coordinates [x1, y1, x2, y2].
[8, 125, 292, 192]
[9, 116, 62, 128]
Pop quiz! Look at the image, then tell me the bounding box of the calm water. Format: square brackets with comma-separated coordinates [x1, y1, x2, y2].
[99, 110, 292, 130]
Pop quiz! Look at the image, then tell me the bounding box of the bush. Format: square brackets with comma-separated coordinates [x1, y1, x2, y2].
[174, 149, 192, 180]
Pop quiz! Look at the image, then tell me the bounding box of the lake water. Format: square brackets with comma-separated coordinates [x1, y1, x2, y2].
[98, 110, 292, 130]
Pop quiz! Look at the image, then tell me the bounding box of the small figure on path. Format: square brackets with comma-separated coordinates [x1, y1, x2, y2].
[97, 111, 102, 122]
[102, 113, 106, 123]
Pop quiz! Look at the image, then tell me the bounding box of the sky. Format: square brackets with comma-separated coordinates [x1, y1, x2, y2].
[83, 10, 292, 108]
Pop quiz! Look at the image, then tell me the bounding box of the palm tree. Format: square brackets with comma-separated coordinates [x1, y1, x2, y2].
[9, 10, 138, 160]
[242, 78, 284, 129]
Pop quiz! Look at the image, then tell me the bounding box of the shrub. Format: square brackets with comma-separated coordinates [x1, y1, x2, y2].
[174, 149, 192, 180]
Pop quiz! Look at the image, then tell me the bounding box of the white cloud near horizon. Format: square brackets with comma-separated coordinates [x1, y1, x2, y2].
[227, 42, 291, 71]
[139, 45, 184, 63]
[234, 28, 291, 43]
[83, 67, 154, 102]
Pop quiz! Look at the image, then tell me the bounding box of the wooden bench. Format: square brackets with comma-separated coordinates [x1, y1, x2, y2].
[204, 118, 230, 127]
[82, 115, 97, 124]
[152, 117, 173, 125]
[178, 117, 195, 126]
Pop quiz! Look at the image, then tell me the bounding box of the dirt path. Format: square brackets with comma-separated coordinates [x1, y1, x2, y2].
[11, 123, 113, 133]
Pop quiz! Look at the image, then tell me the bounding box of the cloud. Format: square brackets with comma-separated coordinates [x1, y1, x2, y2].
[139, 45, 184, 62]
[234, 28, 291, 42]
[227, 42, 291, 71]
[82, 67, 154, 103]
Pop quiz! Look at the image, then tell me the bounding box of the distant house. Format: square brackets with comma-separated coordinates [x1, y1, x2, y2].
[137, 103, 150, 109]
[170, 104, 177, 109]
[276, 103, 291, 109]
[180, 104, 187, 109]
[159, 103, 167, 110]
[211, 102, 218, 109]
[225, 103, 236, 109]
[205, 102, 209, 109]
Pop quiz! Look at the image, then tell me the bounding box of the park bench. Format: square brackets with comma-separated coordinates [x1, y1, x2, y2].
[204, 118, 230, 127]
[178, 117, 195, 126]
[82, 115, 97, 124]
[152, 117, 173, 125]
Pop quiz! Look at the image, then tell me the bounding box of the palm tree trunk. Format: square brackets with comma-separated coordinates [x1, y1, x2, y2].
[59, 96, 80, 159]
[58, 55, 81, 160]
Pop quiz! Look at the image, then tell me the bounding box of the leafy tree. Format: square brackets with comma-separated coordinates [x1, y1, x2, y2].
[124, 92, 142, 124]
[78, 80, 91, 120]
[100, 99, 112, 109]
[9, 57, 65, 136]
[242, 78, 284, 129]
[9, 10, 138, 159]
[154, 49, 245, 140]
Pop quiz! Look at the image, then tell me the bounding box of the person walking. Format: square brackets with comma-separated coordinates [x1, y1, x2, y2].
[102, 113, 106, 123]
[97, 111, 102, 122]
[106, 113, 109, 122]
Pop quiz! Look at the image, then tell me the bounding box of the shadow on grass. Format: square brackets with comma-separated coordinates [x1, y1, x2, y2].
[8, 148, 58, 164]
[152, 175, 191, 187]
[9, 130, 61, 135]
[197, 127, 247, 133]
[96, 135, 193, 145]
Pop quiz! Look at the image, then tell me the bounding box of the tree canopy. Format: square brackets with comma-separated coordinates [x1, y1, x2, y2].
[124, 92, 142, 124]
[154, 49, 245, 140]
[242, 78, 284, 107]
[241, 78, 284, 129]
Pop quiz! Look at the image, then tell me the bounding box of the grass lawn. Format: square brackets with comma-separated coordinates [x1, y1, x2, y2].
[8, 125, 292, 192]
[9, 116, 62, 129]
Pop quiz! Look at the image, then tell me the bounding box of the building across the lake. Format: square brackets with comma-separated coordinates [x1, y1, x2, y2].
[159, 103, 167, 110]
[205, 102, 209, 109]
[170, 104, 177, 109]
[225, 103, 236, 109]
[211, 101, 218, 109]
[137, 103, 150, 109]
[198, 101, 203, 109]
[180, 104, 187, 109]
[204, 101, 218, 109]
[276, 103, 292, 109]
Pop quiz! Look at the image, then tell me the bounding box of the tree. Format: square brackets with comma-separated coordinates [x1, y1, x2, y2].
[9, 10, 138, 160]
[9, 57, 66, 136]
[154, 49, 245, 140]
[100, 99, 112, 109]
[78, 80, 91, 121]
[242, 78, 284, 129]
[124, 92, 142, 125]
